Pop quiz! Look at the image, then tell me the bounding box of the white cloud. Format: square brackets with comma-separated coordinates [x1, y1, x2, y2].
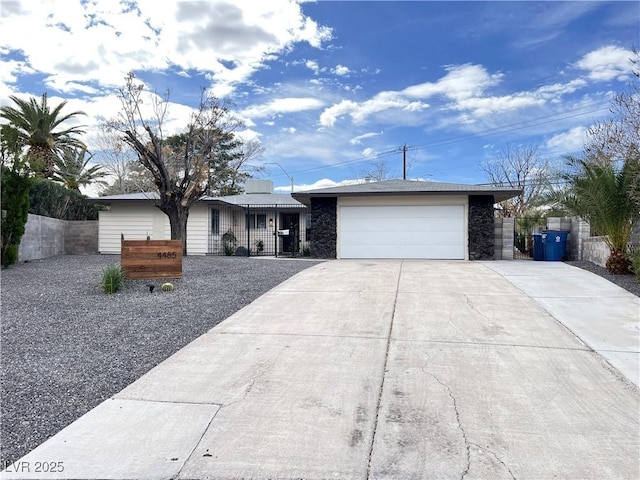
[545, 126, 587, 153]
[305, 60, 321, 74]
[402, 64, 503, 101]
[350, 131, 383, 145]
[333, 64, 350, 76]
[361, 147, 375, 157]
[273, 177, 360, 193]
[318, 60, 597, 128]
[241, 97, 325, 119]
[575, 46, 634, 81]
[0, 0, 332, 95]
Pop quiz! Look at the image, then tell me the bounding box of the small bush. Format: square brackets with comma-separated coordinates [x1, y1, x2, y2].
[1, 245, 19, 268]
[102, 264, 125, 294]
[302, 245, 311, 257]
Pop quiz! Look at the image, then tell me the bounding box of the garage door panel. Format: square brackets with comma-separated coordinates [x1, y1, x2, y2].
[339, 205, 465, 259]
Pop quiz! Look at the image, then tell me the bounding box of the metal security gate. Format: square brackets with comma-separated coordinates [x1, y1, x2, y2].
[208, 204, 307, 257]
[514, 216, 545, 260]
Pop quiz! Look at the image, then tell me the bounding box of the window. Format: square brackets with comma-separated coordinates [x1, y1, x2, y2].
[246, 213, 267, 230]
[211, 209, 220, 235]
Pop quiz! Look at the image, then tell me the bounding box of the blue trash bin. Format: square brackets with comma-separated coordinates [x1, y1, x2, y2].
[545, 231, 568, 261]
[532, 233, 545, 261]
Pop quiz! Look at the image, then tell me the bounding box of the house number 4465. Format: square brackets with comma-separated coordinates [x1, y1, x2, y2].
[157, 252, 177, 258]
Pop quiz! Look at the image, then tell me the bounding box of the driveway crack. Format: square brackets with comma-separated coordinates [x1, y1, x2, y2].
[469, 442, 517, 480]
[429, 373, 471, 480]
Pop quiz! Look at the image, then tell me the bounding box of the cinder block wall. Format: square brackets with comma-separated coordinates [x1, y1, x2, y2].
[66, 221, 99, 254]
[17, 214, 98, 262]
[582, 237, 609, 267]
[18, 214, 67, 262]
[493, 217, 514, 260]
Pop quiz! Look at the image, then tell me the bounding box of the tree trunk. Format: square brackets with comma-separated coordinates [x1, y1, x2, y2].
[159, 202, 189, 255]
[606, 250, 632, 275]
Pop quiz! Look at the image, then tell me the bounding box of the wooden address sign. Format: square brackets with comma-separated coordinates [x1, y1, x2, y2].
[121, 238, 183, 279]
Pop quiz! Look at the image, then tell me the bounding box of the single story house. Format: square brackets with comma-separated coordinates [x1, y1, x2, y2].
[89, 181, 309, 256]
[292, 179, 521, 260]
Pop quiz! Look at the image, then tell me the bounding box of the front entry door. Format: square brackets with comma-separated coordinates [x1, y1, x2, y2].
[280, 212, 299, 254]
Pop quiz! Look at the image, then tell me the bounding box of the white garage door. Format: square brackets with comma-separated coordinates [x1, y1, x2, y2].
[339, 205, 465, 259]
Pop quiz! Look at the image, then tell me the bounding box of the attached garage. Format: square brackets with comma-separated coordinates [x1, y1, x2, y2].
[339, 204, 465, 259]
[292, 180, 521, 261]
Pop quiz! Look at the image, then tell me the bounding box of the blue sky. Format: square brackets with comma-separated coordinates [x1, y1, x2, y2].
[0, 0, 638, 194]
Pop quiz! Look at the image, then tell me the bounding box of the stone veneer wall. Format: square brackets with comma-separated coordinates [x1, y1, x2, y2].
[468, 195, 495, 260]
[309, 197, 337, 259]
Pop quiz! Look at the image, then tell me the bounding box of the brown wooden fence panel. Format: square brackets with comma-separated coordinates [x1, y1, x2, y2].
[121, 239, 183, 279]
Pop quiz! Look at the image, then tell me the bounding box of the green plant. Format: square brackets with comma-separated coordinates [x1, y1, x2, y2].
[102, 264, 125, 294]
[302, 245, 311, 257]
[557, 156, 639, 274]
[222, 229, 237, 256]
[53, 145, 106, 192]
[29, 178, 101, 220]
[254, 239, 264, 252]
[0, 93, 86, 177]
[1, 125, 32, 268]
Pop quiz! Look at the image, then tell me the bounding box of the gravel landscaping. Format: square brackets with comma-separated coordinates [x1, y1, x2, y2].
[0, 254, 322, 466]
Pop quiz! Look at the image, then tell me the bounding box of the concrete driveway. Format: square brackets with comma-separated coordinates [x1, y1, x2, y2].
[2, 260, 639, 480]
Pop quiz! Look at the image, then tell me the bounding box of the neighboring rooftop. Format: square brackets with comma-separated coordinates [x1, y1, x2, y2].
[88, 191, 304, 208]
[292, 179, 522, 204]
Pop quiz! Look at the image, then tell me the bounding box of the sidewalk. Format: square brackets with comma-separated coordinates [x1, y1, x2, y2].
[2, 260, 638, 480]
[482, 260, 640, 386]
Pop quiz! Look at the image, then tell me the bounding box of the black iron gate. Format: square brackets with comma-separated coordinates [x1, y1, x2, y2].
[207, 204, 306, 257]
[514, 216, 545, 260]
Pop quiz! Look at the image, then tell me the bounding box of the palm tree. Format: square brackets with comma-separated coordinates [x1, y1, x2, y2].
[0, 93, 86, 177]
[559, 155, 639, 274]
[53, 146, 106, 192]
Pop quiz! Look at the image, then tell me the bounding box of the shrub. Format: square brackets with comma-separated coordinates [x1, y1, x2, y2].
[1, 167, 31, 268]
[29, 178, 102, 220]
[222, 229, 237, 256]
[102, 264, 125, 294]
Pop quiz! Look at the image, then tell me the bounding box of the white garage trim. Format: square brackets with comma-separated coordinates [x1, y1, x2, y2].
[337, 196, 467, 259]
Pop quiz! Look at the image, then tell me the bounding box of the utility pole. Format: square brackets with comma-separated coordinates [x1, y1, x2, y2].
[265, 162, 294, 193]
[402, 144, 407, 180]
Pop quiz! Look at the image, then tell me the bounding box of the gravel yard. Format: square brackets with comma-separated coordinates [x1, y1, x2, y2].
[0, 254, 322, 466]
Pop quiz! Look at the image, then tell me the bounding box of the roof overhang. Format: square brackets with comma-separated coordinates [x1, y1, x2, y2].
[292, 182, 522, 205]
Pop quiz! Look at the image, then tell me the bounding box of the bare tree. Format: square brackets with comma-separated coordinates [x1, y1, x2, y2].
[480, 144, 551, 217]
[109, 73, 244, 254]
[94, 124, 143, 194]
[219, 139, 265, 195]
[583, 51, 639, 207]
[360, 158, 390, 182]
